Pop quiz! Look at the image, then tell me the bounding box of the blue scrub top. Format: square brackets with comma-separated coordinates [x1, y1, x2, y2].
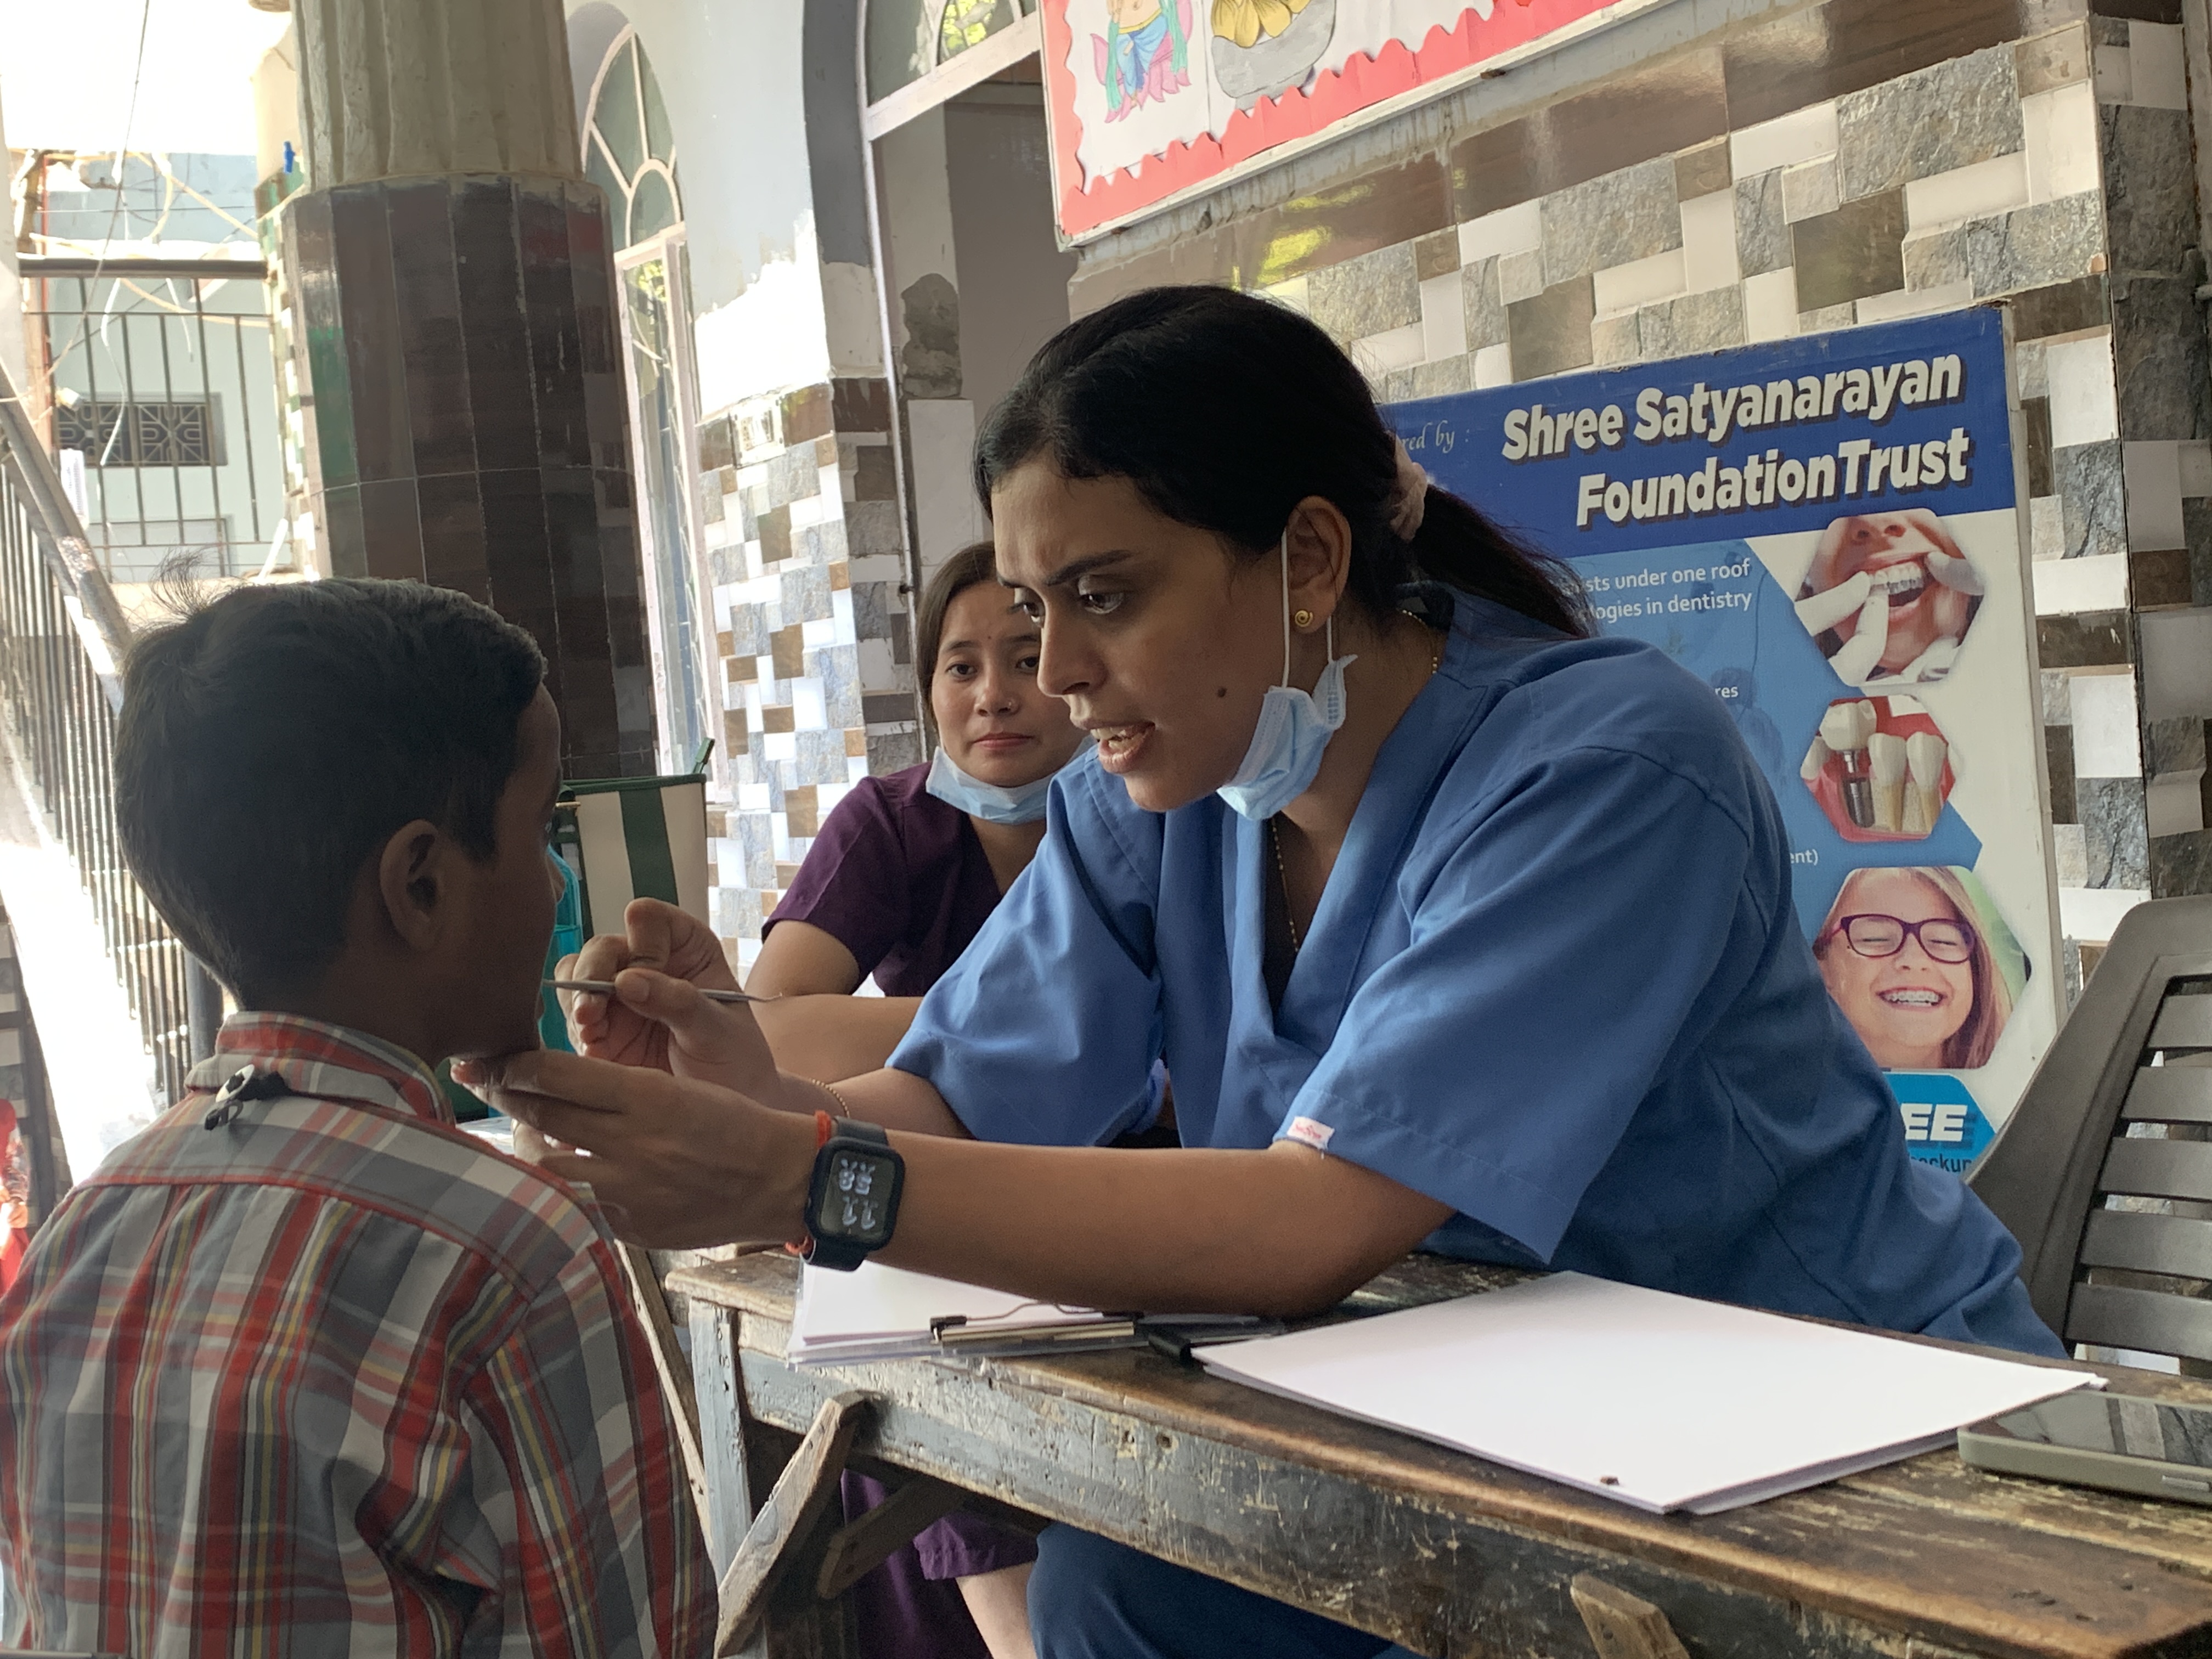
[890, 591, 2061, 1357]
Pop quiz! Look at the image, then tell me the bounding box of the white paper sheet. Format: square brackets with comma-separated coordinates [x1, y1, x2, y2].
[790, 1262, 1111, 1364]
[1194, 1273, 2101, 1514]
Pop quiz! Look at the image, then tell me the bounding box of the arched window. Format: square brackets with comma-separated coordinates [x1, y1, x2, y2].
[585, 33, 683, 249]
[588, 32, 713, 776]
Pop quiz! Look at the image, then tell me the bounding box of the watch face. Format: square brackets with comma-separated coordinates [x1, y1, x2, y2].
[815, 1147, 897, 1246]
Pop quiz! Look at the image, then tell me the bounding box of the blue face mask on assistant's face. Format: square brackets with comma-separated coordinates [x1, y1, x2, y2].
[926, 744, 1069, 825]
[1216, 533, 1356, 821]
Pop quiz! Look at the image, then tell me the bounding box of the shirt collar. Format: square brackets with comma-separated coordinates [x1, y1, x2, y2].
[185, 1012, 452, 1126]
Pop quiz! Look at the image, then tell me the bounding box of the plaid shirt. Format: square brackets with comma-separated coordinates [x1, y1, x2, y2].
[0, 1013, 714, 1657]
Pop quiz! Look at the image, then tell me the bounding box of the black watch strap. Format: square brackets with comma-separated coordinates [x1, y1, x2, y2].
[806, 1120, 896, 1271]
[808, 1235, 873, 1271]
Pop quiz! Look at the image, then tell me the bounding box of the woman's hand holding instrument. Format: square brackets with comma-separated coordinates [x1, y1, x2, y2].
[552, 896, 793, 1105]
[462, 1046, 820, 1250]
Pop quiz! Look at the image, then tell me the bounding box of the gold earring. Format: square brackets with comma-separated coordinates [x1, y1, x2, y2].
[1292, 608, 1316, 630]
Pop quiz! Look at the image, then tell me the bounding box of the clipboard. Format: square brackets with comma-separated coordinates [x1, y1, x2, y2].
[789, 1262, 1276, 1365]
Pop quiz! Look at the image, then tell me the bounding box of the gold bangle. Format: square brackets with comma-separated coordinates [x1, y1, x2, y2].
[816, 1079, 853, 1120]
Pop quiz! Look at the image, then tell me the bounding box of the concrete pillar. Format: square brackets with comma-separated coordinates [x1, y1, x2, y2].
[275, 0, 654, 776]
[294, 0, 578, 187]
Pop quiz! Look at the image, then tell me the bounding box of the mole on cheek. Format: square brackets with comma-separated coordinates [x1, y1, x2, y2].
[1217, 686, 1228, 698]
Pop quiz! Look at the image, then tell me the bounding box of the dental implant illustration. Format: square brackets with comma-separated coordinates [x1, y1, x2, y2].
[1803, 698, 1954, 840]
[1819, 701, 1878, 830]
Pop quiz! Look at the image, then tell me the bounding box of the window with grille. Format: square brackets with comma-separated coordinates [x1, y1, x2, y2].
[55, 399, 223, 468]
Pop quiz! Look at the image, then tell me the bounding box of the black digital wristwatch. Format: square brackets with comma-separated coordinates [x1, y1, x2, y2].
[803, 1120, 905, 1271]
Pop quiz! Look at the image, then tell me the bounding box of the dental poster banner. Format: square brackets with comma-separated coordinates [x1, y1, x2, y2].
[1387, 307, 2060, 1175]
[1042, 0, 1666, 240]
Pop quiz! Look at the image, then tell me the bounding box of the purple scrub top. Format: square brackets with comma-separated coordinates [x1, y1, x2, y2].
[767, 763, 1003, 996]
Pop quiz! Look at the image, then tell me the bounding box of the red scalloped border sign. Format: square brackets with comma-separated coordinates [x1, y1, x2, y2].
[1048, 0, 1630, 239]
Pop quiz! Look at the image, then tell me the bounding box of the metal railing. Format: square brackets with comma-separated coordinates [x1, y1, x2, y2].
[21, 256, 283, 585]
[0, 349, 215, 1105]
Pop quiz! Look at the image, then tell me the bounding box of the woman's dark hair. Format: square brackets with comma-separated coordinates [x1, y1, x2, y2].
[914, 540, 1001, 684]
[975, 285, 1590, 637]
[115, 578, 546, 1007]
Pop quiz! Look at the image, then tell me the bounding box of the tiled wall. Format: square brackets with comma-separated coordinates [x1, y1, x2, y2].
[1072, 0, 2211, 976]
[692, 377, 924, 969]
[1301, 32, 2108, 396]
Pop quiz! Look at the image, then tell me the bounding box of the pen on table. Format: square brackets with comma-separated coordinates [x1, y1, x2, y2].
[545, 978, 776, 1005]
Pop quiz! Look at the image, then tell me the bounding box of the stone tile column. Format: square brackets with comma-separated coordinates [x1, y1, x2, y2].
[695, 376, 916, 951]
[273, 0, 654, 777]
[2100, 9, 2212, 914]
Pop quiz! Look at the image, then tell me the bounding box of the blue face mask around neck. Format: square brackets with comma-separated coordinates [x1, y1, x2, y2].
[1216, 534, 1356, 821]
[927, 744, 1069, 825]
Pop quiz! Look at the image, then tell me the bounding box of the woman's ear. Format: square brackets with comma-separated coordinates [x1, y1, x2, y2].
[375, 819, 452, 953]
[1284, 495, 1352, 627]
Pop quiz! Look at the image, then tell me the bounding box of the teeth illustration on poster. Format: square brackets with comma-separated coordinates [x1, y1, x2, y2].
[1389, 308, 2058, 1174]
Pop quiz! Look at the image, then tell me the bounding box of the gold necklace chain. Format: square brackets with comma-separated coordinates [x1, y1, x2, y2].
[1272, 630, 1442, 956]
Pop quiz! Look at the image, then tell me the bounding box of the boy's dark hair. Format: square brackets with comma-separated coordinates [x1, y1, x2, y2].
[115, 579, 546, 1007]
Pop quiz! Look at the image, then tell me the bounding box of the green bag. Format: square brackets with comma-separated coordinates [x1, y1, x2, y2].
[558, 761, 712, 943]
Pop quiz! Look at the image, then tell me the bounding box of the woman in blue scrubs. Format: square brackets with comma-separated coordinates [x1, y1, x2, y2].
[478, 286, 2060, 1659]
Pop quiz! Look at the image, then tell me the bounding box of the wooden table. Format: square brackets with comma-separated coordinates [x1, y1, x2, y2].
[663, 1253, 2212, 1659]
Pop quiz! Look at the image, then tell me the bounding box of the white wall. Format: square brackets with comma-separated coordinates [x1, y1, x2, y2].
[568, 0, 813, 314]
[567, 0, 877, 411]
[877, 106, 958, 366]
[944, 85, 1075, 421]
[252, 31, 300, 185]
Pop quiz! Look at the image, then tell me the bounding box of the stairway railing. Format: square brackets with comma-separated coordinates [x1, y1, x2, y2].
[0, 351, 216, 1107]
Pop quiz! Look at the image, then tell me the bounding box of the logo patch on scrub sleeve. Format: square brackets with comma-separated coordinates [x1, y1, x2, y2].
[1284, 1116, 1335, 1150]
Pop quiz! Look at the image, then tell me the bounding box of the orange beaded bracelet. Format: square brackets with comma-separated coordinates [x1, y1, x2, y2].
[783, 1109, 836, 1257]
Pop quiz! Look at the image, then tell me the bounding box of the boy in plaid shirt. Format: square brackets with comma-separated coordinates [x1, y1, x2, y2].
[0, 580, 714, 1657]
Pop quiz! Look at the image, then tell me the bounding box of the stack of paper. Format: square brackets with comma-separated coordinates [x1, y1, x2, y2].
[789, 1262, 1126, 1364]
[1194, 1273, 2102, 1514]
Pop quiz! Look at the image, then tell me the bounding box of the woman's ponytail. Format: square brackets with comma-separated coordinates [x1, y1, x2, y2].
[1405, 487, 1592, 638]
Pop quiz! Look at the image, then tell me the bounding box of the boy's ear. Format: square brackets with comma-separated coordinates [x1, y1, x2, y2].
[375, 819, 453, 953]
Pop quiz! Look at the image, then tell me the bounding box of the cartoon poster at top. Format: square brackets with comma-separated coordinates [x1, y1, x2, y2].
[1042, 0, 1668, 240]
[1387, 308, 2060, 1176]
